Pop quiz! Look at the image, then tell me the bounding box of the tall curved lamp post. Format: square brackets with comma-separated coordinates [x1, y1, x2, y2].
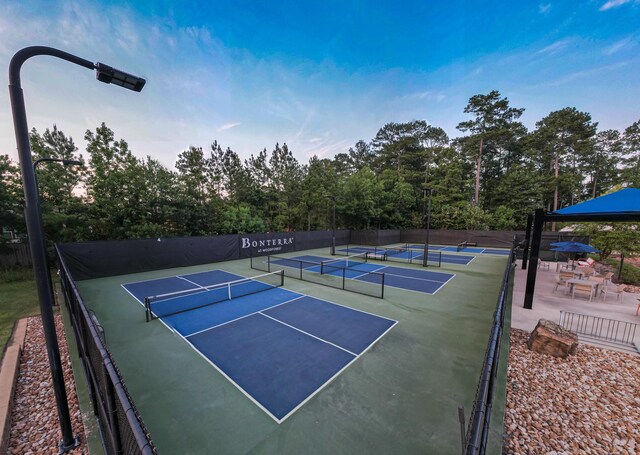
[9, 46, 145, 452]
[33, 158, 83, 307]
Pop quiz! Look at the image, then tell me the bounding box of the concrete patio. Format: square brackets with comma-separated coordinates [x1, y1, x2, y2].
[510, 260, 640, 354]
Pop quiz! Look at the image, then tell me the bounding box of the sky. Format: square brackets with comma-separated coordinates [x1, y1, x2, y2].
[0, 0, 639, 169]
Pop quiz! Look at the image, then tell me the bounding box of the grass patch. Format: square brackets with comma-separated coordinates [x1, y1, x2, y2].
[602, 258, 640, 286]
[0, 267, 40, 351]
[0, 265, 34, 283]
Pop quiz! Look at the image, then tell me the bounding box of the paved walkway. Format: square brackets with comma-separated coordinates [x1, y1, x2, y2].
[511, 260, 640, 352]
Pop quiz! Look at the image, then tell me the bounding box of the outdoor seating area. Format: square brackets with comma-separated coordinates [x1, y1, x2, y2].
[552, 266, 622, 303]
[512, 258, 640, 355]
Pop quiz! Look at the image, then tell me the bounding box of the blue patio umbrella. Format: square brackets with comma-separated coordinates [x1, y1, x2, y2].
[550, 241, 601, 267]
[550, 241, 601, 253]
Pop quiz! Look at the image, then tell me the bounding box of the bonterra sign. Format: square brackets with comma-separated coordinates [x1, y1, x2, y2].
[240, 234, 295, 255]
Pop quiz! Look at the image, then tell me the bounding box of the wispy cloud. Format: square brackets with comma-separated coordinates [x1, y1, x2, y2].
[535, 38, 572, 55]
[217, 122, 241, 132]
[302, 138, 352, 160]
[603, 36, 634, 55]
[402, 90, 446, 102]
[599, 0, 638, 11]
[537, 60, 630, 87]
[539, 3, 552, 14]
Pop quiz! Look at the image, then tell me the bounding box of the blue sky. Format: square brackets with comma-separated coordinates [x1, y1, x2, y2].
[1, 0, 638, 168]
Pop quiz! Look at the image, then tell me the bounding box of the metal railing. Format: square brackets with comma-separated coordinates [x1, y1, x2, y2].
[559, 311, 638, 347]
[461, 240, 516, 455]
[56, 245, 156, 454]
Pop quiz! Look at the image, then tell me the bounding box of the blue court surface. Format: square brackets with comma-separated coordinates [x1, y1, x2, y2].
[285, 255, 455, 294]
[340, 246, 474, 265]
[122, 270, 397, 422]
[406, 244, 511, 255]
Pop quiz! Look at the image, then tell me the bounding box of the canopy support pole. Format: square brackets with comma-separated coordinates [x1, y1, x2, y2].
[524, 209, 545, 310]
[522, 213, 533, 270]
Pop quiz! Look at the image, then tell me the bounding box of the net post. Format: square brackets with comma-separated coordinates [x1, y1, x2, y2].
[144, 297, 150, 322]
[267, 256, 271, 273]
[342, 268, 346, 290]
[299, 261, 302, 280]
[381, 273, 385, 299]
[279, 269, 284, 286]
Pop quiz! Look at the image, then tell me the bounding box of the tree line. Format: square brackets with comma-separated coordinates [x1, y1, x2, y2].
[1, 90, 639, 244]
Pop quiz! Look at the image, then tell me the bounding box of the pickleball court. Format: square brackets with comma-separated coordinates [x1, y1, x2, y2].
[122, 269, 397, 421]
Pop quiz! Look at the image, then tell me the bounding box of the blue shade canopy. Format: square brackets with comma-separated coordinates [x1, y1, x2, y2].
[552, 188, 640, 215]
[550, 242, 600, 253]
[550, 241, 579, 247]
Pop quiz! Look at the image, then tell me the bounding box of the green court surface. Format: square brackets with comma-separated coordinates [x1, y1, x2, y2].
[75, 246, 510, 454]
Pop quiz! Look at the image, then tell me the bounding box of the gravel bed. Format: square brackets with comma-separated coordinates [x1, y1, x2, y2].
[8, 315, 88, 455]
[505, 328, 640, 454]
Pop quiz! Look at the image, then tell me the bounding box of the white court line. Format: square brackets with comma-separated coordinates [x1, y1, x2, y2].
[338, 260, 454, 292]
[119, 284, 179, 334]
[176, 330, 283, 422]
[122, 268, 229, 287]
[467, 255, 477, 265]
[348, 265, 456, 295]
[176, 276, 206, 288]
[259, 313, 358, 356]
[352, 273, 450, 296]
[122, 274, 186, 286]
[275, 319, 399, 423]
[350, 263, 387, 280]
[432, 273, 457, 295]
[185, 295, 305, 338]
[120, 284, 145, 305]
[383, 270, 452, 285]
[298, 295, 398, 322]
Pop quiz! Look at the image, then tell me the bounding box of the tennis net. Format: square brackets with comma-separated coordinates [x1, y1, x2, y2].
[144, 270, 284, 321]
[320, 252, 367, 274]
[457, 241, 468, 252]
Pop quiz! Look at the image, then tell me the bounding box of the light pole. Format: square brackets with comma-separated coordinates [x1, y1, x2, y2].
[9, 46, 145, 453]
[33, 158, 83, 305]
[34, 157, 83, 171]
[423, 188, 434, 267]
[326, 195, 336, 255]
[33, 157, 83, 191]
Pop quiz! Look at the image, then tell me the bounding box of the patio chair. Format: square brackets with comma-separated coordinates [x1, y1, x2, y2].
[601, 284, 625, 303]
[572, 282, 594, 302]
[538, 258, 550, 271]
[554, 273, 572, 294]
[578, 267, 597, 278]
[559, 270, 580, 282]
[602, 272, 614, 286]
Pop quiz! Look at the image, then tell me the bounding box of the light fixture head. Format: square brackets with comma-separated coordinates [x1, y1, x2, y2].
[95, 62, 146, 92]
